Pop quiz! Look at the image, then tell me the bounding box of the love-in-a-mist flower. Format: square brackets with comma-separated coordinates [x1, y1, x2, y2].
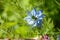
[24, 9, 44, 27]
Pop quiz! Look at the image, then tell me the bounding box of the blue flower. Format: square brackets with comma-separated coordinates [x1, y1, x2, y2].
[24, 9, 44, 27]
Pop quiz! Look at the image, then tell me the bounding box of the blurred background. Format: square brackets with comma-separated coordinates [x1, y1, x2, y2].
[0, 0, 60, 40]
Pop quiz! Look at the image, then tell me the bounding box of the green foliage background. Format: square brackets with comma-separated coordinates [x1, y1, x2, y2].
[0, 0, 60, 39]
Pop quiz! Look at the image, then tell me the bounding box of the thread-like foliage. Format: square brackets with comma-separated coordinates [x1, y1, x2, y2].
[0, 0, 60, 39]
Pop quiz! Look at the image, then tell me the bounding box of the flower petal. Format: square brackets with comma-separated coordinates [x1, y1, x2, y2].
[34, 19, 42, 27]
[57, 36, 60, 40]
[38, 15, 44, 20]
[24, 16, 34, 25]
[33, 22, 37, 27]
[28, 20, 34, 25]
[24, 16, 31, 21]
[31, 9, 36, 16]
[36, 10, 42, 18]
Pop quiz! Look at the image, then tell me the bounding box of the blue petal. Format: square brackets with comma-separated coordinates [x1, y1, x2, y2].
[36, 10, 42, 18]
[37, 21, 42, 27]
[33, 19, 42, 27]
[24, 16, 31, 22]
[28, 20, 34, 25]
[24, 16, 34, 25]
[38, 15, 44, 20]
[57, 36, 60, 40]
[31, 9, 37, 17]
[33, 21, 37, 26]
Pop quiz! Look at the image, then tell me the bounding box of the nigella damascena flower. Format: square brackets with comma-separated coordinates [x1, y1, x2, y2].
[24, 9, 44, 27]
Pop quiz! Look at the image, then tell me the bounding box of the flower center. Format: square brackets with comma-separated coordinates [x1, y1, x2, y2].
[32, 16, 37, 20]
